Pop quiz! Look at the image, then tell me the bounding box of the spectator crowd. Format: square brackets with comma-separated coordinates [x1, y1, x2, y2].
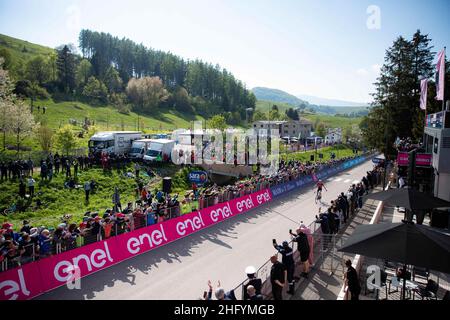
[200, 161, 384, 300]
[1, 152, 373, 274]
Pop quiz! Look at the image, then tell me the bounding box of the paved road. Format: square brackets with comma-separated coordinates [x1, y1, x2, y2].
[37, 159, 375, 300]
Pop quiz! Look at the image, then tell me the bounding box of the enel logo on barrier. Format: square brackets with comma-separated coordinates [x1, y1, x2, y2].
[0, 189, 272, 300]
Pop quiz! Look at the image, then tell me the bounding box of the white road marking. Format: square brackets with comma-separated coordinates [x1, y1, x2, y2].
[344, 179, 352, 183]
[352, 180, 360, 184]
[334, 178, 343, 182]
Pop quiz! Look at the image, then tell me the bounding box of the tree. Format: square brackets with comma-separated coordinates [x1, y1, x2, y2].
[268, 109, 281, 121]
[285, 108, 299, 120]
[0, 57, 14, 150]
[208, 114, 227, 130]
[316, 122, 326, 138]
[76, 59, 92, 89]
[252, 110, 267, 121]
[25, 56, 51, 85]
[56, 45, 76, 93]
[0, 100, 13, 150]
[171, 86, 193, 113]
[53, 125, 77, 155]
[82, 76, 108, 104]
[36, 125, 53, 152]
[104, 66, 123, 93]
[343, 126, 352, 143]
[78, 29, 256, 116]
[362, 30, 435, 156]
[126, 76, 168, 112]
[0, 48, 12, 70]
[8, 100, 37, 153]
[272, 105, 279, 112]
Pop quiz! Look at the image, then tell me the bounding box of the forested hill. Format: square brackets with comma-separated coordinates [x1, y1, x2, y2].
[252, 87, 308, 107]
[78, 30, 255, 115]
[0, 31, 256, 124]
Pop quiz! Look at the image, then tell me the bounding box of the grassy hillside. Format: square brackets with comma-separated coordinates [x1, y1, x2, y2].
[0, 98, 205, 161]
[0, 33, 55, 70]
[255, 100, 294, 113]
[301, 112, 362, 129]
[34, 99, 204, 131]
[252, 87, 307, 106]
[282, 144, 357, 162]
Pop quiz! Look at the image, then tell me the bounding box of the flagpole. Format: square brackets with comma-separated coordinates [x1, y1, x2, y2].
[443, 47, 446, 112]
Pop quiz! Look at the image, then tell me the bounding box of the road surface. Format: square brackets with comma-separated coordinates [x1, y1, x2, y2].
[37, 159, 374, 300]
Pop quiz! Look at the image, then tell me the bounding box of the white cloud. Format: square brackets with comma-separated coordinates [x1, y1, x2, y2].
[356, 68, 369, 76]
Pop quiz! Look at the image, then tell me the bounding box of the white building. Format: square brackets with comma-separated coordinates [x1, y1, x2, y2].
[252, 120, 313, 140]
[325, 128, 342, 144]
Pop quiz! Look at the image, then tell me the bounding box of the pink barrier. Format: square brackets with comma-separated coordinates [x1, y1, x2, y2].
[397, 151, 432, 167]
[0, 189, 272, 300]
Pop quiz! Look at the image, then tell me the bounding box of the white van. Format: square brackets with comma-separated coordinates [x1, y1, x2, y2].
[143, 139, 176, 162]
[129, 139, 154, 159]
[88, 131, 142, 155]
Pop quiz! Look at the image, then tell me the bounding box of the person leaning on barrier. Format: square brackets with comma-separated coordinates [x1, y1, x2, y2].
[273, 240, 296, 294]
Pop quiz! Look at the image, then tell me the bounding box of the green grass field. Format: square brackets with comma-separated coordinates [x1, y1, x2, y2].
[0, 162, 199, 230]
[0, 33, 55, 68]
[255, 100, 295, 113]
[255, 100, 363, 130]
[301, 113, 362, 129]
[0, 98, 206, 160]
[281, 144, 357, 162]
[34, 99, 204, 131]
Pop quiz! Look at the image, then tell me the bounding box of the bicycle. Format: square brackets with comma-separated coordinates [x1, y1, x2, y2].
[315, 190, 322, 204]
[3, 203, 17, 216]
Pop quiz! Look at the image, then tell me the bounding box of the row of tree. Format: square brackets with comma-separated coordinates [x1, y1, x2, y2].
[78, 29, 256, 117]
[360, 30, 449, 156]
[252, 105, 300, 121]
[2, 30, 257, 124]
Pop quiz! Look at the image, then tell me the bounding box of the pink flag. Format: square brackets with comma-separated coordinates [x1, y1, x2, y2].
[312, 173, 318, 182]
[436, 49, 445, 101]
[420, 79, 428, 110]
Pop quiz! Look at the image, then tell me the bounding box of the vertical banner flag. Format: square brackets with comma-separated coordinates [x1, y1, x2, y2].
[436, 49, 445, 101]
[420, 79, 428, 110]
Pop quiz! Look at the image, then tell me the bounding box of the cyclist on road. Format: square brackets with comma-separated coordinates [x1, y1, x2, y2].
[316, 179, 327, 193]
[315, 180, 327, 203]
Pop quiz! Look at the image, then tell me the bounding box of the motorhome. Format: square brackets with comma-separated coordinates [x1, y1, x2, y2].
[129, 139, 154, 159]
[143, 139, 176, 162]
[88, 131, 142, 155]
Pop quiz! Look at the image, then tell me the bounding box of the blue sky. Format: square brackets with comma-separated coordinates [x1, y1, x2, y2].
[0, 0, 449, 103]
